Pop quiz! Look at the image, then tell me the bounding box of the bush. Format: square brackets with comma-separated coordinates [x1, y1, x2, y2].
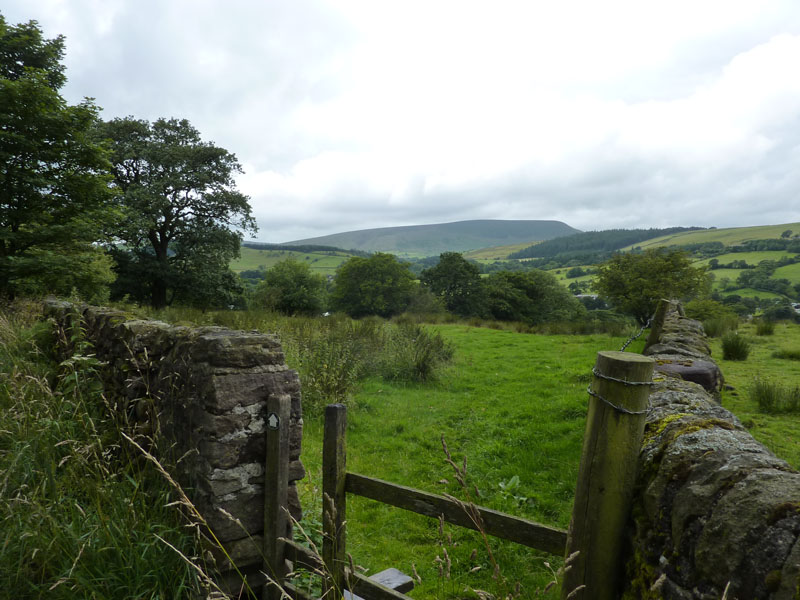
[378, 322, 453, 383]
[755, 319, 775, 336]
[750, 378, 800, 413]
[721, 332, 751, 360]
[703, 316, 739, 338]
[772, 348, 800, 361]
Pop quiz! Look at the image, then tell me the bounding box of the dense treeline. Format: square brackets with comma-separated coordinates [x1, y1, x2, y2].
[508, 227, 703, 259]
[241, 241, 372, 257]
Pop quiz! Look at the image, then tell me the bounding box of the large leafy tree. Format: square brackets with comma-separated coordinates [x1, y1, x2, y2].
[331, 253, 415, 318]
[484, 269, 584, 324]
[0, 16, 117, 300]
[252, 258, 327, 316]
[98, 117, 257, 308]
[420, 252, 485, 317]
[594, 248, 709, 324]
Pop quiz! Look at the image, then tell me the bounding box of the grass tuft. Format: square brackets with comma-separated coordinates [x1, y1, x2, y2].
[721, 332, 751, 361]
[750, 378, 800, 414]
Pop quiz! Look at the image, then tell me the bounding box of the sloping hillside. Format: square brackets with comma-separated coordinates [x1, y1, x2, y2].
[284, 220, 579, 257]
[622, 222, 800, 250]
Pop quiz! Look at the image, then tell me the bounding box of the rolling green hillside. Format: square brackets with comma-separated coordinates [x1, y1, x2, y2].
[231, 247, 354, 276]
[623, 222, 800, 250]
[285, 220, 579, 257]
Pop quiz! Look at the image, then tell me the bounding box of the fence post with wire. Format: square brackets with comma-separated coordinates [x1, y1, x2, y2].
[561, 350, 655, 600]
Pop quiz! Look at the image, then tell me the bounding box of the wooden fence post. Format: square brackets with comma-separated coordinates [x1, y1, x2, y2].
[323, 404, 348, 598]
[263, 394, 291, 600]
[561, 351, 654, 600]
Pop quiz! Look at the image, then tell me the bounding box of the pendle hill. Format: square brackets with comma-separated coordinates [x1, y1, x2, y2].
[281, 219, 580, 257]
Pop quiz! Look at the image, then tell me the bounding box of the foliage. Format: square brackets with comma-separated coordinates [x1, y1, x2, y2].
[0, 301, 206, 596]
[750, 378, 800, 414]
[593, 249, 709, 324]
[508, 227, 701, 260]
[721, 332, 751, 360]
[482, 270, 585, 325]
[0, 17, 118, 300]
[330, 253, 416, 318]
[420, 252, 485, 317]
[772, 348, 800, 361]
[252, 258, 327, 316]
[97, 116, 256, 308]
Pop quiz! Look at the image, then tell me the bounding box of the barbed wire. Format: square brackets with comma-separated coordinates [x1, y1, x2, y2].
[619, 315, 653, 352]
[585, 387, 649, 415]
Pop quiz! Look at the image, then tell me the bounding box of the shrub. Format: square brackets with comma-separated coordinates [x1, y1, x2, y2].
[721, 332, 750, 360]
[379, 322, 454, 383]
[750, 378, 800, 414]
[755, 319, 775, 336]
[772, 348, 800, 361]
[703, 316, 739, 338]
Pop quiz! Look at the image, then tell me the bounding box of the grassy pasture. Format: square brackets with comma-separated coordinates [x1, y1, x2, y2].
[710, 320, 800, 468]
[231, 246, 351, 275]
[693, 250, 798, 267]
[623, 222, 800, 251]
[464, 241, 539, 261]
[297, 326, 647, 598]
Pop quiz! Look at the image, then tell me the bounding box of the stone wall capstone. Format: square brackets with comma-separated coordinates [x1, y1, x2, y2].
[625, 300, 800, 599]
[43, 300, 304, 590]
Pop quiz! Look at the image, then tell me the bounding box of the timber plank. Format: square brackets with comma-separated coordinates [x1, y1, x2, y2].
[345, 472, 566, 555]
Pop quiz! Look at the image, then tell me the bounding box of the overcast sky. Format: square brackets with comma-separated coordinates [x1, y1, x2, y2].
[5, 1, 800, 242]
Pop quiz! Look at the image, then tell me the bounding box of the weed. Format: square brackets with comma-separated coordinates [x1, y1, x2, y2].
[721, 332, 750, 360]
[772, 348, 800, 361]
[750, 378, 800, 414]
[703, 316, 739, 338]
[755, 319, 775, 336]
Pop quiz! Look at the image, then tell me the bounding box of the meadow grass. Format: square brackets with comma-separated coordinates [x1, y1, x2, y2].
[296, 325, 647, 599]
[710, 320, 800, 468]
[0, 301, 209, 598]
[231, 247, 351, 275]
[624, 221, 800, 250]
[693, 251, 797, 267]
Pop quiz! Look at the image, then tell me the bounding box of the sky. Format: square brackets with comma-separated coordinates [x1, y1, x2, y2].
[5, 1, 800, 243]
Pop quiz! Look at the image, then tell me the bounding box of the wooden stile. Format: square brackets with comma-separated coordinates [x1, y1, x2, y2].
[561, 351, 654, 600]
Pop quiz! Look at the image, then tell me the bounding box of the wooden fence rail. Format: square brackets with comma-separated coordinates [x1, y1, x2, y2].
[345, 472, 567, 555]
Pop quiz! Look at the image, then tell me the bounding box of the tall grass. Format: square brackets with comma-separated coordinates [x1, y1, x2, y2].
[721, 332, 751, 361]
[750, 378, 800, 414]
[134, 307, 455, 415]
[0, 301, 208, 598]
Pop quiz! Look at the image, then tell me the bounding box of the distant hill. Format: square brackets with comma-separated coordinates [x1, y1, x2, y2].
[284, 220, 580, 257]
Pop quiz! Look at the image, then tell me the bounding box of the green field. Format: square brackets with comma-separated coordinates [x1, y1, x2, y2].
[710, 320, 800, 467]
[694, 251, 797, 267]
[464, 241, 539, 261]
[231, 247, 352, 275]
[298, 326, 645, 598]
[623, 222, 800, 251]
[296, 321, 800, 598]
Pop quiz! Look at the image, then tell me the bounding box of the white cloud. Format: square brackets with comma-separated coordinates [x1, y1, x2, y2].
[4, 0, 800, 242]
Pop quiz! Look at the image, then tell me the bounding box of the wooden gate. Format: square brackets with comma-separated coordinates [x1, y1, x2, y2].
[262, 351, 654, 600]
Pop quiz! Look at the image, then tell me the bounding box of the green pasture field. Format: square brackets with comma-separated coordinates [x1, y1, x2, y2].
[297, 326, 647, 598]
[710, 320, 800, 468]
[694, 251, 797, 268]
[231, 247, 351, 275]
[731, 288, 787, 300]
[623, 222, 800, 251]
[464, 241, 539, 261]
[775, 262, 800, 281]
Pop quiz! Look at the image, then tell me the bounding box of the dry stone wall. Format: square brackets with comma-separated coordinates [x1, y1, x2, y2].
[43, 300, 304, 590]
[624, 300, 800, 599]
